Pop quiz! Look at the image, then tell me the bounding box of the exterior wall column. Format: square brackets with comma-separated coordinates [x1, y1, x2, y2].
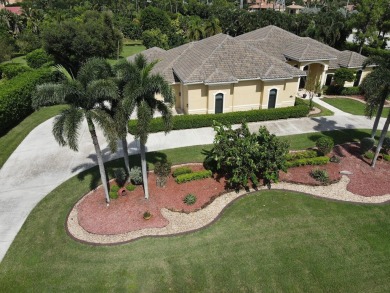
[320, 64, 329, 87]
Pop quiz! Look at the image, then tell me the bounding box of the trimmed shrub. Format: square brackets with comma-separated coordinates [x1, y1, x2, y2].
[341, 87, 361, 96]
[183, 193, 197, 205]
[383, 154, 390, 161]
[175, 170, 212, 184]
[172, 166, 192, 177]
[360, 137, 375, 154]
[286, 150, 317, 161]
[286, 156, 329, 168]
[128, 103, 309, 134]
[26, 48, 54, 69]
[0, 63, 31, 79]
[310, 168, 329, 183]
[125, 184, 136, 192]
[114, 168, 127, 187]
[382, 137, 390, 153]
[316, 137, 334, 155]
[154, 161, 172, 178]
[109, 185, 120, 199]
[364, 151, 375, 160]
[0, 68, 55, 136]
[129, 166, 142, 185]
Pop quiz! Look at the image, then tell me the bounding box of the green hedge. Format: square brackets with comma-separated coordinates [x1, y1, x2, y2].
[286, 156, 329, 168]
[0, 63, 32, 79]
[172, 166, 192, 177]
[26, 49, 54, 69]
[341, 87, 361, 96]
[175, 170, 212, 184]
[0, 68, 54, 136]
[286, 150, 318, 161]
[129, 100, 309, 134]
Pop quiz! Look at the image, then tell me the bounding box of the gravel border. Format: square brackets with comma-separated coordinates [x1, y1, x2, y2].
[66, 175, 390, 245]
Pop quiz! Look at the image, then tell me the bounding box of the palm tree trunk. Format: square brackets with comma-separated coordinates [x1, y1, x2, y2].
[140, 142, 149, 199]
[87, 118, 110, 203]
[371, 97, 386, 139]
[121, 137, 131, 181]
[371, 111, 390, 168]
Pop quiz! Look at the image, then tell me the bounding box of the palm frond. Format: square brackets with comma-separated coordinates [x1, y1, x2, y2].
[136, 100, 153, 144]
[52, 107, 83, 151]
[77, 58, 114, 87]
[156, 100, 173, 133]
[86, 79, 119, 104]
[89, 108, 119, 153]
[33, 83, 66, 109]
[55, 64, 74, 81]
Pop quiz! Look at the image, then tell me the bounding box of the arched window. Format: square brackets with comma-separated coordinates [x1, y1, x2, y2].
[215, 93, 224, 114]
[268, 89, 277, 109]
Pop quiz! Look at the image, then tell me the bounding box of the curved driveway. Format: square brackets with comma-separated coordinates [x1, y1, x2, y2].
[0, 97, 386, 262]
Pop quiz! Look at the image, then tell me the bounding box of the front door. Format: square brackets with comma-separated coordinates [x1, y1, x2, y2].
[268, 89, 277, 109]
[215, 93, 223, 114]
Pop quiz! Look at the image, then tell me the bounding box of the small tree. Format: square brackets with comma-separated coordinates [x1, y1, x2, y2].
[205, 122, 289, 189]
[333, 68, 355, 87]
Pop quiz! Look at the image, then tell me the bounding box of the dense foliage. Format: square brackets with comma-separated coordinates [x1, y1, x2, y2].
[42, 11, 122, 74]
[175, 170, 212, 184]
[0, 68, 54, 135]
[26, 48, 53, 69]
[205, 122, 289, 189]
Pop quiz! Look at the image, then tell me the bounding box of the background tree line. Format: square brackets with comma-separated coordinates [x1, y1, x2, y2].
[1, 0, 390, 65]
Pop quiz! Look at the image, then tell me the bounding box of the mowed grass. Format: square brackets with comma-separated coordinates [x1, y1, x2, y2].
[299, 98, 334, 117]
[107, 40, 145, 64]
[0, 152, 389, 292]
[0, 105, 67, 168]
[323, 97, 390, 117]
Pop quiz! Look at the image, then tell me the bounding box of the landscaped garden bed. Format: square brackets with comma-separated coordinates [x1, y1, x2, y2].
[75, 143, 390, 237]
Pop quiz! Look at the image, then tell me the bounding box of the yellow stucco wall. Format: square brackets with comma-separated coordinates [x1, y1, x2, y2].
[181, 77, 300, 114]
[171, 84, 181, 108]
[261, 79, 298, 109]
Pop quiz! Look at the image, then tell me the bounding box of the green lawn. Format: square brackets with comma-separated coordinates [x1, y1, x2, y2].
[323, 97, 390, 117]
[0, 105, 67, 168]
[107, 40, 145, 64]
[0, 148, 389, 291]
[300, 98, 334, 117]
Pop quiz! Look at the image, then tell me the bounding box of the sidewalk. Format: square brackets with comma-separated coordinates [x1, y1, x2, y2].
[0, 100, 386, 262]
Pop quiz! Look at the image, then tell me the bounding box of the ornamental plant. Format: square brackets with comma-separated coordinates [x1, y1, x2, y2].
[316, 137, 334, 156]
[204, 122, 289, 189]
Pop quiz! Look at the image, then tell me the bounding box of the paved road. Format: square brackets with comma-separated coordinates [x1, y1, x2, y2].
[0, 97, 386, 262]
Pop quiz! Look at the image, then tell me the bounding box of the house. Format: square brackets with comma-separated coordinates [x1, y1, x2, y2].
[128, 25, 372, 115]
[286, 1, 304, 14]
[247, 0, 284, 12]
[0, 0, 22, 15]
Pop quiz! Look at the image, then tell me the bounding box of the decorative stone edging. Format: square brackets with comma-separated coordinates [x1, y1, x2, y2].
[66, 175, 390, 245]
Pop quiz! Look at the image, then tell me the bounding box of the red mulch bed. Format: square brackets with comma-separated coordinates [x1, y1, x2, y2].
[77, 145, 390, 235]
[78, 165, 227, 235]
[279, 143, 390, 196]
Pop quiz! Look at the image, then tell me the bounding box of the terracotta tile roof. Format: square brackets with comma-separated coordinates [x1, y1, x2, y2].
[2, 6, 22, 14]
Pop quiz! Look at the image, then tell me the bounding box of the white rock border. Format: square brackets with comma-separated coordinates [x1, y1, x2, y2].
[66, 175, 390, 245]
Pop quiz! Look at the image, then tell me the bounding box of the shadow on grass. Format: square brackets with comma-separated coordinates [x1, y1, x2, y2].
[308, 128, 375, 145]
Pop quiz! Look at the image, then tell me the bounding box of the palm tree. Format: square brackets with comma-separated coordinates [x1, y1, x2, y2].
[204, 17, 222, 38]
[33, 58, 119, 203]
[361, 55, 390, 139]
[360, 55, 390, 167]
[124, 54, 174, 199]
[108, 59, 139, 178]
